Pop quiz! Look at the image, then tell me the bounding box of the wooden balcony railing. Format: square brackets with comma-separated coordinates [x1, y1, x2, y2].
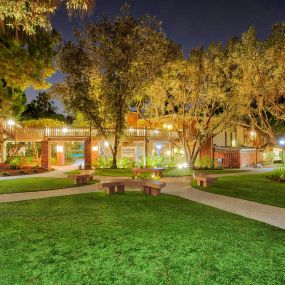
[1, 122, 178, 141]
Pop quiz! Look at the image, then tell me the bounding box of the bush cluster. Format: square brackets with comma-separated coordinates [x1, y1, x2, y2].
[267, 166, 285, 182]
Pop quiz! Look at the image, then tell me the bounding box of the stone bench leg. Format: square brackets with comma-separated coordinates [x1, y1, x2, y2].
[74, 178, 84, 185]
[150, 188, 161, 196]
[197, 180, 204, 187]
[105, 186, 116, 195]
[143, 186, 151, 195]
[117, 185, 125, 193]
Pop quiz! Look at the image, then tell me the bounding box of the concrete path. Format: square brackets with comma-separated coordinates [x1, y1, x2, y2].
[0, 184, 99, 203]
[205, 168, 272, 178]
[162, 177, 285, 230]
[0, 159, 83, 180]
[0, 173, 284, 230]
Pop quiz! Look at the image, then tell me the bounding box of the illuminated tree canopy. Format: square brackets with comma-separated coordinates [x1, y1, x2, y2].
[0, 0, 94, 35]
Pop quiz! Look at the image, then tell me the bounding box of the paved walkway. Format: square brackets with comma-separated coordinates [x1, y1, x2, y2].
[162, 177, 285, 230]
[0, 184, 99, 203]
[0, 175, 284, 230]
[206, 168, 272, 178]
[0, 160, 83, 180]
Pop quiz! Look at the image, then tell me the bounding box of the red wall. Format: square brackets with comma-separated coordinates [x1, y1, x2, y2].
[127, 113, 138, 128]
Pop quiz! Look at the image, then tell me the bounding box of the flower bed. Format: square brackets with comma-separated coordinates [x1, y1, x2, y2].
[0, 166, 47, 177]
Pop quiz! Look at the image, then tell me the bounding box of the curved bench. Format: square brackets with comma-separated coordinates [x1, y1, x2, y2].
[194, 173, 216, 187]
[99, 179, 166, 196]
[74, 170, 94, 185]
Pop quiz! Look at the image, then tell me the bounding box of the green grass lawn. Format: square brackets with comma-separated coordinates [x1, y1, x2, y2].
[64, 169, 82, 176]
[0, 192, 284, 284]
[0, 177, 98, 194]
[193, 174, 285, 208]
[195, 169, 249, 174]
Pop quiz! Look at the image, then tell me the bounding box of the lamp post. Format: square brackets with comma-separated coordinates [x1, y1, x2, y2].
[279, 139, 285, 163]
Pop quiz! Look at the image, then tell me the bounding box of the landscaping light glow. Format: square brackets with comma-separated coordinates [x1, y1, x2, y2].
[129, 127, 134, 132]
[7, 120, 15, 126]
[56, 145, 63, 153]
[163, 123, 173, 130]
[104, 141, 109, 147]
[166, 150, 171, 156]
[177, 164, 183, 169]
[182, 162, 188, 168]
[280, 139, 285, 146]
[62, 127, 68, 133]
[156, 144, 162, 149]
[154, 129, 159, 134]
[250, 130, 256, 139]
[92, 146, 98, 151]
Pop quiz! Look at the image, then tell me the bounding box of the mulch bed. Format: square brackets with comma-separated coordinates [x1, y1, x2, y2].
[0, 166, 47, 176]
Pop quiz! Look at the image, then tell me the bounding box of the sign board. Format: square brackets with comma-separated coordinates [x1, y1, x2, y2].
[121, 147, 136, 158]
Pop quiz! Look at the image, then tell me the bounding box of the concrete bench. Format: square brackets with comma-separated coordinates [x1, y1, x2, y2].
[194, 173, 216, 187]
[131, 168, 164, 178]
[74, 170, 94, 185]
[99, 179, 166, 196]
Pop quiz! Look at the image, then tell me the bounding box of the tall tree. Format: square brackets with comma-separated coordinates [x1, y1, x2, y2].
[21, 92, 64, 121]
[0, 0, 94, 35]
[0, 28, 60, 119]
[0, 79, 26, 119]
[54, 6, 181, 168]
[0, 28, 60, 90]
[229, 26, 285, 146]
[144, 45, 241, 167]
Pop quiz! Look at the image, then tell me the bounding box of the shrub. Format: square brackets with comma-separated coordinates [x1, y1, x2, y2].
[98, 156, 113, 168]
[267, 165, 285, 182]
[10, 157, 20, 169]
[117, 157, 135, 169]
[264, 151, 275, 163]
[51, 157, 57, 165]
[18, 170, 26, 175]
[195, 156, 211, 169]
[145, 155, 174, 168]
[1, 172, 10, 176]
[32, 169, 39, 173]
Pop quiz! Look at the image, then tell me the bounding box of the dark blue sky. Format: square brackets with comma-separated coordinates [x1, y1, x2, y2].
[26, 0, 285, 110]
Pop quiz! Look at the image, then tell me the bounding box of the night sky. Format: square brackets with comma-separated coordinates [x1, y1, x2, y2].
[26, 0, 285, 111]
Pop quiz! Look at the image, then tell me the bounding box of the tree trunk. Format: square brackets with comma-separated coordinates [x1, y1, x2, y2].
[32, 142, 39, 160]
[111, 132, 119, 169]
[184, 143, 200, 170]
